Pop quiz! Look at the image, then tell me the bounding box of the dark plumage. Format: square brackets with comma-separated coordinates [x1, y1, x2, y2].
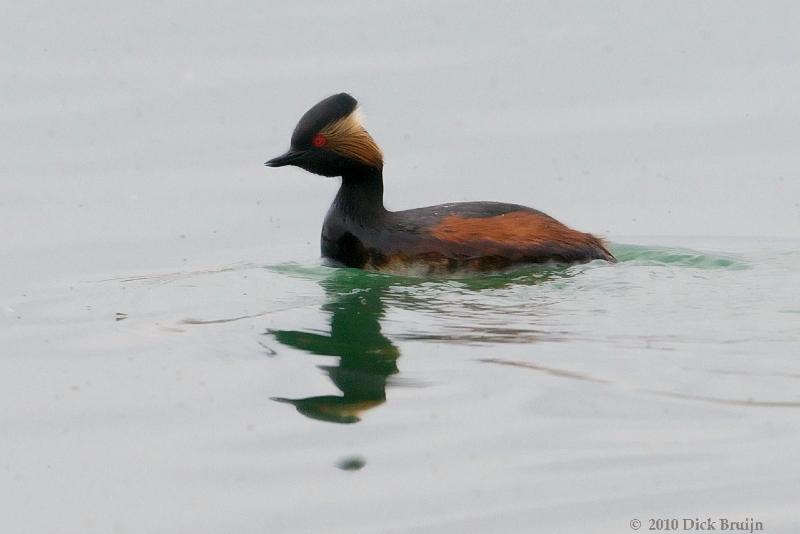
[266, 93, 615, 274]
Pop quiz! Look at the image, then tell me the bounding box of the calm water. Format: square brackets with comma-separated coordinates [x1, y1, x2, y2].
[4, 2, 800, 532]
[4, 238, 799, 533]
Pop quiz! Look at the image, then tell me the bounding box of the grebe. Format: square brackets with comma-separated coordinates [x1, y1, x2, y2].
[266, 93, 614, 274]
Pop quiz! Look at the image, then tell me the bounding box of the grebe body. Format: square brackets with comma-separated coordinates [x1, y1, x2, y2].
[266, 93, 614, 274]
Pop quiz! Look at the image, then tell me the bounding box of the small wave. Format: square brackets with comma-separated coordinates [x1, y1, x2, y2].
[265, 242, 749, 287]
[609, 243, 749, 270]
[263, 262, 337, 280]
[264, 261, 576, 291]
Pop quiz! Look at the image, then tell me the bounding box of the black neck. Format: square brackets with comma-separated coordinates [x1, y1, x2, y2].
[332, 166, 386, 224]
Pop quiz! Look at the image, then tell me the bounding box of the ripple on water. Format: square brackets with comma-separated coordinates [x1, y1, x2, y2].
[253, 241, 799, 426]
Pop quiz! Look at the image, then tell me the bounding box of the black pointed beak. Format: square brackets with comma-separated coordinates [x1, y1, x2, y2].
[264, 149, 304, 167]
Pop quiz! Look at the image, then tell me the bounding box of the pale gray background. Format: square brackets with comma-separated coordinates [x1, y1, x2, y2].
[3, 1, 799, 291]
[2, 3, 800, 534]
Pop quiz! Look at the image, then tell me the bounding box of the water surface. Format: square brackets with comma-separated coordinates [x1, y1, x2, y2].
[3, 3, 800, 531]
[4, 238, 798, 533]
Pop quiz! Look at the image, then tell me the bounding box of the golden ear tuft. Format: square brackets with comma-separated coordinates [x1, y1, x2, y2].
[319, 110, 383, 169]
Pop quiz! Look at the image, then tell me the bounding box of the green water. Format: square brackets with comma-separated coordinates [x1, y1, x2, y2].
[260, 242, 797, 430]
[4, 238, 799, 533]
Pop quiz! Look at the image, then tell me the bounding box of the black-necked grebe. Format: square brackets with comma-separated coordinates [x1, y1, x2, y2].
[266, 93, 615, 274]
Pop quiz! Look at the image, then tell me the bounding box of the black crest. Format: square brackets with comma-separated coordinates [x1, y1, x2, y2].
[291, 93, 358, 149]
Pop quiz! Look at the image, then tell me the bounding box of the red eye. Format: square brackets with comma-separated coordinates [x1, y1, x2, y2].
[312, 133, 327, 148]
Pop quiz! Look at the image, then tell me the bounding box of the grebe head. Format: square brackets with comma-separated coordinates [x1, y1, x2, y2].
[265, 93, 383, 177]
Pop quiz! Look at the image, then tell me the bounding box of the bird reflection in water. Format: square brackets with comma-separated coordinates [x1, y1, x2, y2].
[267, 264, 578, 423]
[269, 273, 399, 424]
